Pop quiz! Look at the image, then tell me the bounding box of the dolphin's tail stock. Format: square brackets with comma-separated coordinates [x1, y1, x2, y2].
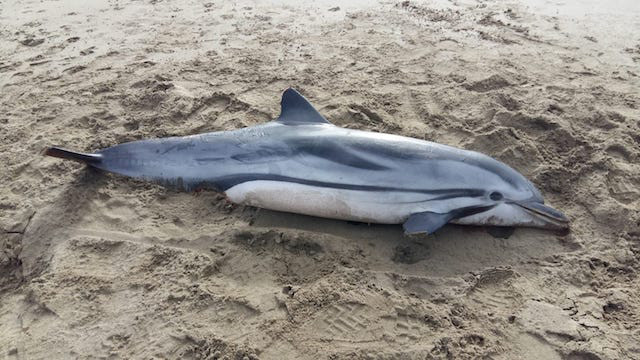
[44, 146, 102, 165]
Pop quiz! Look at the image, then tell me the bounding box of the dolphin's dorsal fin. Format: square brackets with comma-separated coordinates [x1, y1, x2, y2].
[276, 88, 331, 125]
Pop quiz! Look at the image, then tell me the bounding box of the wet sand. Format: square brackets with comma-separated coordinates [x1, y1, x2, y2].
[1, 0, 639, 358]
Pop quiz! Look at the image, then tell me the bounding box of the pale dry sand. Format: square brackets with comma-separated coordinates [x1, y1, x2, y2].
[1, 0, 639, 359]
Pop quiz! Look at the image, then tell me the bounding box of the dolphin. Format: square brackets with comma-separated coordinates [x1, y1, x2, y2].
[45, 88, 569, 235]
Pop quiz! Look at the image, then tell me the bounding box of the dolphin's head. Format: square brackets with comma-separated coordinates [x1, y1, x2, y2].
[451, 155, 570, 231]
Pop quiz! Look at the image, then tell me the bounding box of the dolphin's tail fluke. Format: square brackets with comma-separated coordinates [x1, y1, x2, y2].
[44, 146, 102, 165]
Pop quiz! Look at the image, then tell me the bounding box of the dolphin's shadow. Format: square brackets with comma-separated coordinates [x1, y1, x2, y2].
[250, 208, 573, 277]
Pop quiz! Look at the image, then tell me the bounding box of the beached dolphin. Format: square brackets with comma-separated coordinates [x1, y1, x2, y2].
[45, 88, 569, 235]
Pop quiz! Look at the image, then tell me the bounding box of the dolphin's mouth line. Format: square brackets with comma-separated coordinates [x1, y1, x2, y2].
[513, 200, 570, 229]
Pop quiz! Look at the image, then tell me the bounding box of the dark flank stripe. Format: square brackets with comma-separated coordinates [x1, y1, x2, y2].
[206, 173, 487, 198]
[451, 205, 497, 219]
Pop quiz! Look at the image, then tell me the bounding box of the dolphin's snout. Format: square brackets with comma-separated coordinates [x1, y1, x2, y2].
[515, 200, 570, 229]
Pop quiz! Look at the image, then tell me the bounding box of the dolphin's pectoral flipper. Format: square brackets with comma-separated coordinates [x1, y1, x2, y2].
[404, 205, 499, 235]
[277, 88, 331, 125]
[403, 211, 455, 235]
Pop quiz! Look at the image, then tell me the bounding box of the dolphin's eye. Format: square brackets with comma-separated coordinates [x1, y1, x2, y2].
[490, 191, 503, 201]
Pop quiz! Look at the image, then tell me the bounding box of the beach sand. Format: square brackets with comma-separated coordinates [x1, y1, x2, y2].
[1, 0, 639, 358]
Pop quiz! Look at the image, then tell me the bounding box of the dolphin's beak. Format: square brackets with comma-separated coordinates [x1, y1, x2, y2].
[514, 200, 570, 230]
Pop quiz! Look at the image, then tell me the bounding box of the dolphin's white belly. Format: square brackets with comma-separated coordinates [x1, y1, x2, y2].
[224, 180, 417, 224]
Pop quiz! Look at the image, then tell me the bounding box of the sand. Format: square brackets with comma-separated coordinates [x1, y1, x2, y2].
[1, 0, 639, 358]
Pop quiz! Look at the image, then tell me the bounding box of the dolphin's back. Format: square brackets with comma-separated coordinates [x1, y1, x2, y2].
[84, 122, 523, 197]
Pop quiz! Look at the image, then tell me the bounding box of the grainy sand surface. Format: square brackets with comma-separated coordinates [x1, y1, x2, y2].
[1, 0, 639, 359]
